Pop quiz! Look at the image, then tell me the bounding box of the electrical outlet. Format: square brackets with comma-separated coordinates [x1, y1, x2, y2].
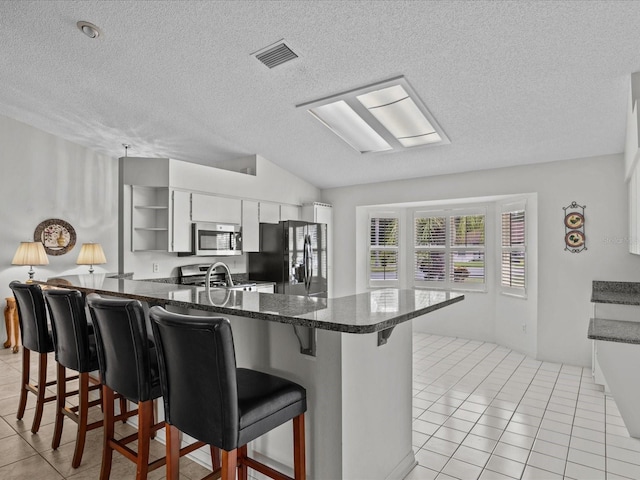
[521, 324, 527, 333]
[152, 263, 159, 273]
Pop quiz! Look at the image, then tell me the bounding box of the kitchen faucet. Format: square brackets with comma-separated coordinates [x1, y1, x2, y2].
[205, 262, 234, 288]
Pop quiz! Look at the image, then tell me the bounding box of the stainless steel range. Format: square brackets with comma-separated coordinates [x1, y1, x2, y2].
[178, 264, 258, 291]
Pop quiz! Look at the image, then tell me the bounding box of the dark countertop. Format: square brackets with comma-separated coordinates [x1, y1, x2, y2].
[44, 274, 464, 334]
[591, 281, 640, 305]
[588, 317, 640, 345]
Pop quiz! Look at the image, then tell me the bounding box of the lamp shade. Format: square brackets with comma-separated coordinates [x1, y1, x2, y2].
[12, 241, 49, 281]
[77, 243, 107, 270]
[12, 241, 49, 266]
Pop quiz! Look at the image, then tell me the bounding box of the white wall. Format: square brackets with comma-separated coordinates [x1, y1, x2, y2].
[322, 154, 638, 367]
[0, 114, 118, 343]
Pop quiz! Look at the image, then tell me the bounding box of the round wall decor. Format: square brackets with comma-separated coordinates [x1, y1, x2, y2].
[34, 218, 76, 256]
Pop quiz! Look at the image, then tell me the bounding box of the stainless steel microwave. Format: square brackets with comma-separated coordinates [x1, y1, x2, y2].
[192, 222, 242, 256]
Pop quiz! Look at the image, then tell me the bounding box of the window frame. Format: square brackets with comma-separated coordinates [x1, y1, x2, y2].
[413, 207, 487, 292]
[368, 211, 400, 287]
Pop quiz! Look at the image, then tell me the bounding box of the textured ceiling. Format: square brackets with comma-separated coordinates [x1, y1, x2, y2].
[1, 0, 640, 189]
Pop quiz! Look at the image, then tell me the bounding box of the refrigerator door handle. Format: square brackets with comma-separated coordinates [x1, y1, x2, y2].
[308, 238, 314, 290]
[304, 234, 313, 292]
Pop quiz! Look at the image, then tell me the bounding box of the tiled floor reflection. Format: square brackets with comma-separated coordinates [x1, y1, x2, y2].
[410, 333, 640, 480]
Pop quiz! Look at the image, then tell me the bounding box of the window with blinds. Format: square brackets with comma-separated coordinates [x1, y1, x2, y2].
[414, 210, 485, 289]
[369, 216, 399, 283]
[501, 210, 526, 292]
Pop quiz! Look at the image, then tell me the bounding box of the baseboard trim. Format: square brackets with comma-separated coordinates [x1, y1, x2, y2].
[385, 449, 417, 480]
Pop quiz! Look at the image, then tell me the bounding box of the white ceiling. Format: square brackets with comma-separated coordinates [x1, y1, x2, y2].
[2, 1, 640, 189]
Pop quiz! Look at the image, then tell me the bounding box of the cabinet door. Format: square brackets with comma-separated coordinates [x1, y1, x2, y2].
[302, 202, 332, 224]
[280, 204, 301, 221]
[242, 200, 260, 252]
[192, 193, 242, 224]
[259, 202, 280, 224]
[170, 190, 192, 252]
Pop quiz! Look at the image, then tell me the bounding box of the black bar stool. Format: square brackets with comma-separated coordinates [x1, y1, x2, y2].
[9, 281, 77, 433]
[44, 288, 113, 467]
[87, 294, 210, 480]
[149, 306, 307, 480]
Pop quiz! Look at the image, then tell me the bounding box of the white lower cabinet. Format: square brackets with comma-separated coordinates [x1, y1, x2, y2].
[256, 284, 275, 293]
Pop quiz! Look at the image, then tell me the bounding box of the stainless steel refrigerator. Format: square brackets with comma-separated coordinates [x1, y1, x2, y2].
[248, 220, 328, 297]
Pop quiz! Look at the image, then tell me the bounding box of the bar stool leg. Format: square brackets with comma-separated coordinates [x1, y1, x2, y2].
[237, 445, 248, 480]
[136, 399, 153, 480]
[100, 386, 115, 480]
[31, 352, 48, 433]
[71, 372, 90, 468]
[17, 347, 30, 420]
[293, 414, 306, 480]
[52, 363, 66, 449]
[166, 424, 180, 480]
[222, 449, 238, 480]
[211, 445, 221, 470]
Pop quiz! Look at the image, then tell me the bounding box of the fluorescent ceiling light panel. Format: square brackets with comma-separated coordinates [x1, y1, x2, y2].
[298, 76, 449, 154]
[357, 85, 440, 146]
[309, 101, 392, 153]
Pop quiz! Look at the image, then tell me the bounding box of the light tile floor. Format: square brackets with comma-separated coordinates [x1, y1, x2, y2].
[2, 334, 640, 479]
[0, 346, 211, 479]
[409, 333, 640, 480]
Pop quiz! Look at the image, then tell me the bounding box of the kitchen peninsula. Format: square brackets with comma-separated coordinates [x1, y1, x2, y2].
[589, 281, 640, 439]
[46, 274, 464, 480]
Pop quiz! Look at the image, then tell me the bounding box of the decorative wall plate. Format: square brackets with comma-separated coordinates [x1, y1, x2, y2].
[34, 218, 76, 256]
[564, 212, 584, 229]
[565, 230, 585, 248]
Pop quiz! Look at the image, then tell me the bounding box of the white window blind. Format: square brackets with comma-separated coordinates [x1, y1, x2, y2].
[501, 209, 526, 291]
[369, 216, 399, 282]
[414, 210, 485, 290]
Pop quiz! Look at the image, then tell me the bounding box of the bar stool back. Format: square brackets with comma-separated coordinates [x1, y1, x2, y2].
[149, 306, 307, 480]
[87, 294, 208, 480]
[10, 281, 57, 433]
[44, 288, 104, 467]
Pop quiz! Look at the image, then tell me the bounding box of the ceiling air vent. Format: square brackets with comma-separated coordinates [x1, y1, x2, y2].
[255, 42, 298, 68]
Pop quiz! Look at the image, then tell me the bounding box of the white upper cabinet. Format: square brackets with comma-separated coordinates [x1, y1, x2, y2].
[170, 189, 192, 253]
[280, 204, 301, 221]
[259, 202, 281, 224]
[131, 186, 169, 252]
[192, 193, 242, 224]
[242, 200, 260, 252]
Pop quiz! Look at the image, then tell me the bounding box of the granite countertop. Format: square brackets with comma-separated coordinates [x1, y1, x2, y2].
[591, 281, 640, 305]
[44, 274, 464, 334]
[588, 317, 640, 345]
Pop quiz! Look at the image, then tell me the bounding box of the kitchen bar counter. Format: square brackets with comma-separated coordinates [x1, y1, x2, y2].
[45, 273, 464, 480]
[591, 280, 640, 305]
[588, 317, 640, 345]
[44, 274, 464, 334]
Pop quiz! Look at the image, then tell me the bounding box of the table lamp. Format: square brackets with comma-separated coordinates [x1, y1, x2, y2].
[12, 241, 49, 281]
[76, 242, 107, 273]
